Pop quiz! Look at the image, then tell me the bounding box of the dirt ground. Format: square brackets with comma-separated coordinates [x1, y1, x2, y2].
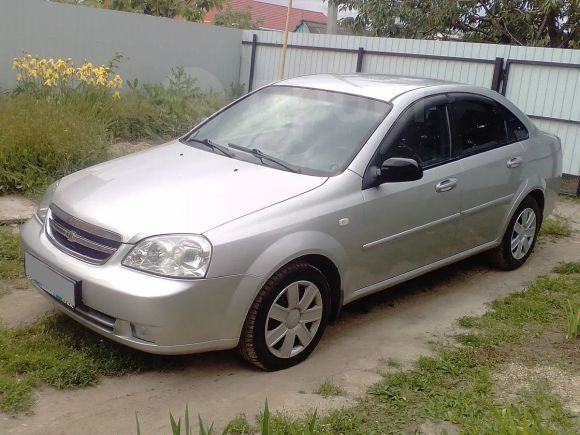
[1, 200, 578, 434]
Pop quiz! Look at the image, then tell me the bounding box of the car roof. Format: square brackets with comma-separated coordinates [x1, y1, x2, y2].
[274, 74, 457, 102]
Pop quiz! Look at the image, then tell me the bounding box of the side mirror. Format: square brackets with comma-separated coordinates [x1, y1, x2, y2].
[377, 157, 423, 183]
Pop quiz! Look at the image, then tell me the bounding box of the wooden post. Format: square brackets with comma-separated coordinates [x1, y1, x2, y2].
[279, 0, 293, 80]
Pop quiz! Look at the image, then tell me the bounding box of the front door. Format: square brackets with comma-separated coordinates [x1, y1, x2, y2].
[357, 95, 461, 289]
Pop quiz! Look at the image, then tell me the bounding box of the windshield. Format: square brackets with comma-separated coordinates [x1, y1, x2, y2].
[185, 86, 391, 176]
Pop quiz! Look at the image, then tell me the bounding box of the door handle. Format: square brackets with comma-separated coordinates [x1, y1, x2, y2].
[507, 156, 523, 168]
[435, 178, 457, 193]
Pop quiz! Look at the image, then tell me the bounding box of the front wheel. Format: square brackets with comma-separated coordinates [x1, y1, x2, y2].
[238, 262, 331, 370]
[488, 196, 541, 270]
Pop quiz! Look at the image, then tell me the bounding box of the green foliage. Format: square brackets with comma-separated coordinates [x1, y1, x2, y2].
[0, 314, 184, 413]
[0, 95, 109, 194]
[108, 68, 222, 141]
[109, 0, 223, 22]
[0, 227, 23, 280]
[226, 82, 246, 102]
[539, 215, 572, 238]
[223, 415, 252, 434]
[0, 64, 223, 194]
[315, 378, 347, 397]
[337, 0, 579, 48]
[553, 262, 580, 275]
[564, 299, 579, 339]
[214, 1, 263, 29]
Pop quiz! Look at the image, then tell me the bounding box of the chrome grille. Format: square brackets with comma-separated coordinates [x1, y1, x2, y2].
[46, 205, 122, 264]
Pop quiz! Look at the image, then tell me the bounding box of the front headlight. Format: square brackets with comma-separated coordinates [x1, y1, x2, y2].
[36, 181, 60, 223]
[122, 235, 212, 279]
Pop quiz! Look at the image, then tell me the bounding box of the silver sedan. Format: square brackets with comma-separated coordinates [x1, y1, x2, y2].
[21, 74, 562, 370]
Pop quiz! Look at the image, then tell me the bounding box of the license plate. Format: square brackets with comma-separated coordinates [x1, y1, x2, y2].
[25, 253, 80, 308]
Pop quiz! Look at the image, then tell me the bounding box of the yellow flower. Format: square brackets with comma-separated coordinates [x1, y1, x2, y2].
[112, 90, 120, 99]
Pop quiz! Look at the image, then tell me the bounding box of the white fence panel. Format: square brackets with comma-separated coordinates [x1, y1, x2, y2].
[240, 30, 511, 89]
[240, 30, 580, 176]
[0, 0, 242, 92]
[503, 47, 580, 175]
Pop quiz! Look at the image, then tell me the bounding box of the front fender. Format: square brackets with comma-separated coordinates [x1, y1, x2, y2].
[247, 230, 348, 282]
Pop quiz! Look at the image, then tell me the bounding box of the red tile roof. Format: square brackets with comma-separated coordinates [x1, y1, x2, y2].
[204, 0, 327, 31]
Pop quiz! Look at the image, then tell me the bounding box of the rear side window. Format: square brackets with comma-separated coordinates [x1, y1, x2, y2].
[498, 105, 529, 141]
[451, 97, 528, 156]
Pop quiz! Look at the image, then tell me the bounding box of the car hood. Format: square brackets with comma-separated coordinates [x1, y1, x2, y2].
[52, 141, 327, 243]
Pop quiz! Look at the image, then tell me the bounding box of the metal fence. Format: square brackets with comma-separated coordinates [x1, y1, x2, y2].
[0, 0, 243, 93]
[240, 30, 580, 190]
[1, 1, 578, 192]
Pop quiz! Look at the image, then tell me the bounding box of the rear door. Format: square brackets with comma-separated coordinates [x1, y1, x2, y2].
[449, 94, 529, 252]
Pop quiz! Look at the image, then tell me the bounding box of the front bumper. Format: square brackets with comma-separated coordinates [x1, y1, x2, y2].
[20, 217, 262, 355]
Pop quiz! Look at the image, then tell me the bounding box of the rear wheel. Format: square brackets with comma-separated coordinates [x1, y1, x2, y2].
[238, 262, 331, 370]
[488, 196, 541, 270]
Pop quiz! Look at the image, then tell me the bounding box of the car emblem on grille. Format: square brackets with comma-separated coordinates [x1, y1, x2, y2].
[62, 227, 81, 244]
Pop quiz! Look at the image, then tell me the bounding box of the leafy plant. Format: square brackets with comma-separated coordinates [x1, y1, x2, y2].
[107, 67, 222, 141]
[226, 82, 245, 102]
[315, 378, 347, 397]
[564, 299, 579, 340]
[0, 58, 224, 193]
[539, 215, 572, 238]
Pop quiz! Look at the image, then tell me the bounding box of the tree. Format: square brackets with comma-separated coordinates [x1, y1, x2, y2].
[335, 0, 579, 48]
[109, 0, 223, 22]
[213, 1, 263, 29]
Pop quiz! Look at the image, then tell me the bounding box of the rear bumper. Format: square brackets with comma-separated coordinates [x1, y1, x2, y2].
[20, 217, 262, 355]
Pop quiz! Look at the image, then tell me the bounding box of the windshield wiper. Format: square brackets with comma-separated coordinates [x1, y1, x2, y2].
[187, 137, 235, 158]
[228, 143, 301, 173]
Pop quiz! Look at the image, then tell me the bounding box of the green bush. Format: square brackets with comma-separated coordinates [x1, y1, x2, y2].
[109, 69, 223, 141]
[0, 64, 225, 194]
[0, 95, 109, 194]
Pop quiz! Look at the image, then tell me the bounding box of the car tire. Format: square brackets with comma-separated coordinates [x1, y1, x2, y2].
[238, 261, 331, 370]
[487, 196, 541, 271]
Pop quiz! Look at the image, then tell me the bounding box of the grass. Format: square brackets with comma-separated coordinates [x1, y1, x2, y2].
[314, 379, 347, 398]
[141, 262, 575, 431]
[0, 314, 185, 413]
[2, 256, 578, 433]
[554, 262, 580, 275]
[0, 95, 109, 194]
[0, 227, 23, 281]
[564, 299, 579, 339]
[143, 263, 580, 434]
[539, 215, 573, 239]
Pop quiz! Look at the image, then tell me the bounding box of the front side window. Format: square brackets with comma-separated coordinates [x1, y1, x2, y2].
[186, 86, 390, 176]
[381, 102, 450, 168]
